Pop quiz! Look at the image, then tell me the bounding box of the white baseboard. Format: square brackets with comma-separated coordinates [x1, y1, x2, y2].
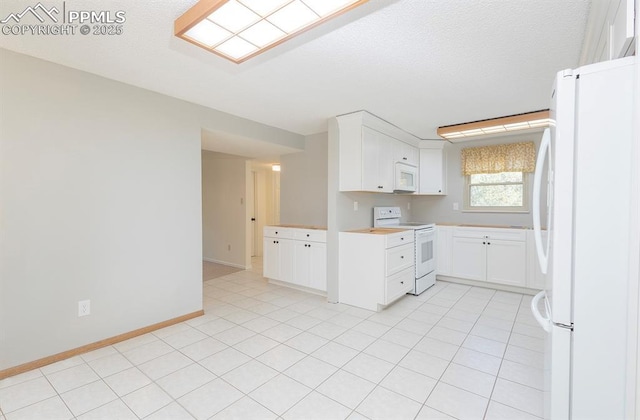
[203, 258, 249, 270]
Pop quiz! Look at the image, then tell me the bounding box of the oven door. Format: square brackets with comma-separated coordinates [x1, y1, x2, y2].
[416, 228, 436, 278]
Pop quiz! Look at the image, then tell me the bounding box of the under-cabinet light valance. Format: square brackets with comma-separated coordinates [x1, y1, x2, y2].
[438, 110, 551, 141]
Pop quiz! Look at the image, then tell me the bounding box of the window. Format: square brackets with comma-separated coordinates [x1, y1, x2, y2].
[460, 141, 535, 213]
[464, 171, 529, 212]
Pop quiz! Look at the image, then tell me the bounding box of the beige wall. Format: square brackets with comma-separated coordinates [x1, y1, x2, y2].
[280, 132, 329, 227]
[0, 48, 304, 371]
[202, 152, 249, 268]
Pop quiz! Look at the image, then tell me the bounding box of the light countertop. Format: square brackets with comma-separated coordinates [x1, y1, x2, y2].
[268, 224, 327, 230]
[344, 228, 410, 235]
[436, 222, 532, 230]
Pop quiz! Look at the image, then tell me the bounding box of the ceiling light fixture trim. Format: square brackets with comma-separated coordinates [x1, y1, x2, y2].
[437, 110, 551, 141]
[175, 0, 369, 63]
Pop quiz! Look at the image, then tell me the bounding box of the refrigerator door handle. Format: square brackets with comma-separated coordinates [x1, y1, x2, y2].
[533, 128, 551, 274]
[531, 290, 552, 332]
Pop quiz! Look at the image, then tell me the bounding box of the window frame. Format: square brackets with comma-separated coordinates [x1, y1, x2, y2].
[463, 171, 530, 213]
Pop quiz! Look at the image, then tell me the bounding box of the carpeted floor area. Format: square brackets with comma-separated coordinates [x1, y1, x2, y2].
[203, 261, 243, 281]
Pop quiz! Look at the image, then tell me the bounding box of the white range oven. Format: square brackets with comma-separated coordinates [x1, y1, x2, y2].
[374, 207, 436, 295]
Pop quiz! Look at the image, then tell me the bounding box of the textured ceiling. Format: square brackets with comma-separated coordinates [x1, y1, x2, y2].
[0, 0, 590, 139]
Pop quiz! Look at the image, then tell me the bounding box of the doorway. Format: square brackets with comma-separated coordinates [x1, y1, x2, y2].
[248, 162, 280, 264]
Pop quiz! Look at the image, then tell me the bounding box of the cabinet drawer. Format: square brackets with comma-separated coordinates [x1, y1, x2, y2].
[385, 231, 414, 248]
[264, 227, 294, 239]
[386, 243, 414, 276]
[293, 229, 327, 243]
[385, 268, 414, 304]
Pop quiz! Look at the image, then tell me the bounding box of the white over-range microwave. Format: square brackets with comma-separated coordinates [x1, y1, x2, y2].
[394, 162, 417, 192]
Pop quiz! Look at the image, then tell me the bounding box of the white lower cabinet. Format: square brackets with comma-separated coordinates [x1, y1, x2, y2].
[263, 226, 327, 292]
[450, 227, 527, 287]
[339, 230, 415, 311]
[294, 240, 327, 291]
[436, 226, 453, 276]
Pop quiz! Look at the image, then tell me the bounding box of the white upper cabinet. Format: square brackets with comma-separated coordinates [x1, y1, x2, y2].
[337, 111, 421, 193]
[393, 139, 419, 166]
[362, 127, 394, 192]
[419, 142, 447, 195]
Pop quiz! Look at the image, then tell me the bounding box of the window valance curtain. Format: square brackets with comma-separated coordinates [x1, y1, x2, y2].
[461, 141, 536, 175]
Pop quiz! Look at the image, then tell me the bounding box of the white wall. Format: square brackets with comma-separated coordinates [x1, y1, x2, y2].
[0, 48, 304, 371]
[411, 132, 547, 228]
[280, 132, 329, 226]
[202, 152, 248, 268]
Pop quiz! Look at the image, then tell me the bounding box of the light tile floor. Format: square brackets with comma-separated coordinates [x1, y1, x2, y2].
[0, 269, 545, 420]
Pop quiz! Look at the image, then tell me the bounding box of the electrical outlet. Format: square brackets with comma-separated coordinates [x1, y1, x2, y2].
[228, 244, 231, 251]
[407, 202, 411, 210]
[353, 201, 358, 211]
[78, 300, 90, 317]
[453, 202, 459, 211]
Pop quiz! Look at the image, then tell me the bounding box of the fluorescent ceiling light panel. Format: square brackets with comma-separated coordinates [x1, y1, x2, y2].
[239, 20, 285, 47]
[175, 0, 369, 63]
[267, 1, 318, 34]
[216, 36, 258, 59]
[184, 19, 231, 47]
[208, 0, 259, 32]
[303, 0, 359, 17]
[237, 0, 292, 17]
[437, 110, 551, 141]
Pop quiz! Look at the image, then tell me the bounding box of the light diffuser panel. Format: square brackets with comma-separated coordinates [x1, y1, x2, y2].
[239, 20, 285, 47]
[237, 0, 292, 17]
[215, 36, 258, 59]
[208, 0, 260, 32]
[184, 19, 231, 47]
[303, 0, 359, 17]
[267, 1, 319, 33]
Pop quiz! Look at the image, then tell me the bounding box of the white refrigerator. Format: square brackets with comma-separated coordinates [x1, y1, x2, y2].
[531, 56, 637, 420]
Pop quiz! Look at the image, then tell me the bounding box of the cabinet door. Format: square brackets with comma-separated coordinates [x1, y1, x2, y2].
[394, 140, 419, 166]
[293, 241, 310, 287]
[263, 238, 280, 279]
[486, 239, 526, 286]
[436, 227, 452, 276]
[419, 148, 445, 194]
[308, 242, 327, 291]
[451, 236, 486, 281]
[362, 127, 395, 193]
[279, 239, 295, 283]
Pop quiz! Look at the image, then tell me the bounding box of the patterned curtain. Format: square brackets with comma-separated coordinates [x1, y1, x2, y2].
[461, 142, 536, 175]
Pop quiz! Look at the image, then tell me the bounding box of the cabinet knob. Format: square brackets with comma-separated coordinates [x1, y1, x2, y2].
[306, 234, 310, 237]
[401, 256, 404, 259]
[487, 242, 491, 245]
[483, 242, 486, 245]
[403, 157, 407, 160]
[401, 237, 404, 240]
[401, 281, 404, 284]
[438, 190, 442, 193]
[378, 185, 383, 189]
[275, 231, 278, 235]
